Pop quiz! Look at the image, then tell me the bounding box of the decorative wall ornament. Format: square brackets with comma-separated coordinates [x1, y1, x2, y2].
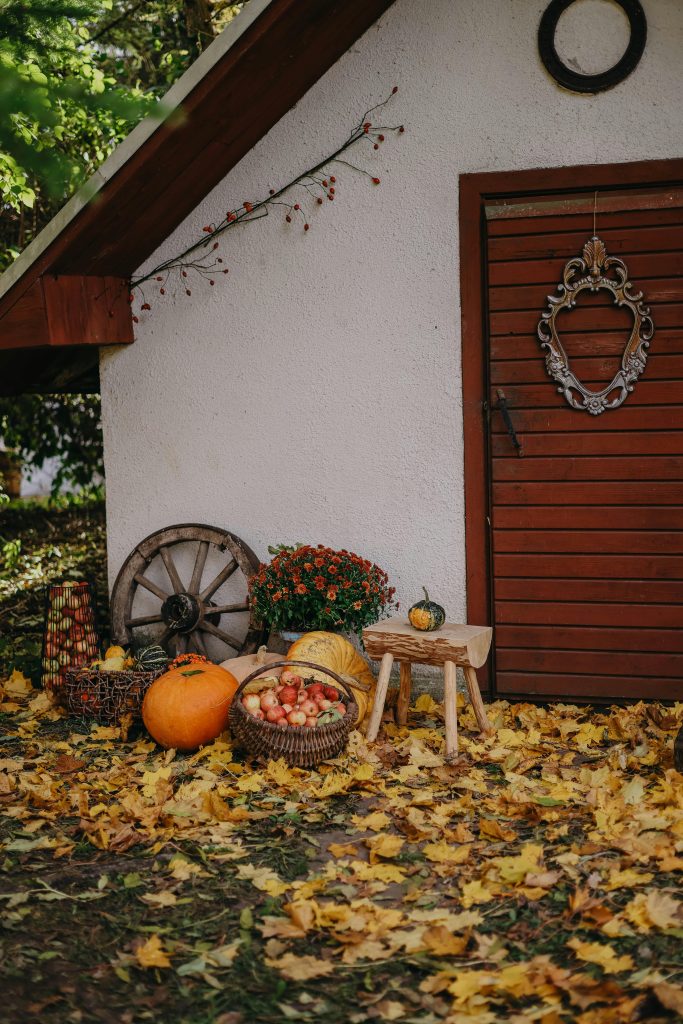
[537, 235, 654, 415]
[538, 0, 647, 95]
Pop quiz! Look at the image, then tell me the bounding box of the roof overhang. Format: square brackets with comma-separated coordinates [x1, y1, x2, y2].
[0, 0, 396, 395]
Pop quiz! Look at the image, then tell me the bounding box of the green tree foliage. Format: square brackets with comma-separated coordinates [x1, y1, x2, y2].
[0, 1, 246, 494]
[0, 1, 246, 265]
[0, 395, 103, 494]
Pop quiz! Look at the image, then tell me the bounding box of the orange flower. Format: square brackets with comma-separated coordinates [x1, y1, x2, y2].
[295, 583, 308, 595]
[326, 586, 338, 601]
[314, 576, 326, 590]
[314, 557, 324, 568]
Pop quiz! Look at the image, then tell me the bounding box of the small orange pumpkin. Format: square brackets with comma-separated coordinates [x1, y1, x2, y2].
[142, 662, 239, 751]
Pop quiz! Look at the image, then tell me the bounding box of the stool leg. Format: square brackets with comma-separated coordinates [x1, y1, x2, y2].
[366, 653, 394, 742]
[464, 664, 493, 734]
[443, 659, 458, 760]
[396, 662, 412, 726]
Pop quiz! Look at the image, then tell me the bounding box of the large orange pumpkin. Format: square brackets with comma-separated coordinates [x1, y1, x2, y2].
[142, 662, 239, 751]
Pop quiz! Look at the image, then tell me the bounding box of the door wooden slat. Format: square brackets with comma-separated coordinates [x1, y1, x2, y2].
[493, 553, 683, 579]
[490, 354, 683, 385]
[497, 648, 683, 678]
[488, 224, 683, 262]
[495, 624, 683, 653]
[495, 577, 683, 604]
[493, 529, 683, 554]
[492, 456, 683, 481]
[495, 601, 683, 628]
[495, 672, 683, 699]
[493, 505, 683, 530]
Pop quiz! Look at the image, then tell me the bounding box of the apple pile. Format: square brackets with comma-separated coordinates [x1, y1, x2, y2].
[42, 581, 99, 693]
[241, 668, 347, 728]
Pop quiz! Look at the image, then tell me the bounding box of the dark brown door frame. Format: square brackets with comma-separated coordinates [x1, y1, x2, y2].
[459, 157, 683, 697]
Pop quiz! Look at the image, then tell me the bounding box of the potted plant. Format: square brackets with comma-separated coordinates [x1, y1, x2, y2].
[248, 544, 397, 641]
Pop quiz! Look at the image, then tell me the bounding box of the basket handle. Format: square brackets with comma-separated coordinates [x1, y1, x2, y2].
[234, 659, 363, 703]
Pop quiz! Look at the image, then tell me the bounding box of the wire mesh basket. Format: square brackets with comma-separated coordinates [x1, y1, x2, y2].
[42, 581, 100, 704]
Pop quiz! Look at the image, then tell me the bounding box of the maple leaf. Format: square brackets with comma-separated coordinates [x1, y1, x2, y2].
[236, 863, 289, 897]
[423, 840, 471, 866]
[567, 937, 634, 974]
[366, 834, 404, 862]
[624, 890, 683, 931]
[267, 952, 335, 980]
[422, 925, 468, 956]
[135, 934, 172, 969]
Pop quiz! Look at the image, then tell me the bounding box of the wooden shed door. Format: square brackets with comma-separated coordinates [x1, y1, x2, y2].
[481, 186, 683, 700]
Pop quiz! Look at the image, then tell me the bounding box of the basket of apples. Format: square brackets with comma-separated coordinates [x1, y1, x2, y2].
[229, 659, 358, 767]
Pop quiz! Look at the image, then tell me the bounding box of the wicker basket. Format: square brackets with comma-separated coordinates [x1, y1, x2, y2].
[63, 667, 163, 724]
[229, 660, 358, 768]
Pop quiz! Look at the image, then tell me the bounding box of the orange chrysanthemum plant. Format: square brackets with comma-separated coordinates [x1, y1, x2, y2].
[248, 544, 397, 636]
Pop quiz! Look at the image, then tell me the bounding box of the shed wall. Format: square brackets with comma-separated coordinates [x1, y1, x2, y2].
[100, 0, 683, 620]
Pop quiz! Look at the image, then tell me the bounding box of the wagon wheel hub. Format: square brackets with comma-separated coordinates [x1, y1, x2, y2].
[160, 593, 222, 633]
[161, 593, 200, 633]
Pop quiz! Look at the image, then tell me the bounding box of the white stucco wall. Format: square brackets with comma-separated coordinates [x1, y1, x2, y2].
[101, 0, 683, 623]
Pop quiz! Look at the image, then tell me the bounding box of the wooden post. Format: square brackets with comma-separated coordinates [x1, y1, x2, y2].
[443, 659, 458, 760]
[396, 662, 412, 726]
[464, 665, 493, 734]
[366, 652, 394, 742]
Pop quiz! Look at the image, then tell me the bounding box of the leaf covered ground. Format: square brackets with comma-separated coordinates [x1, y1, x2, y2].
[2, 673, 683, 1024]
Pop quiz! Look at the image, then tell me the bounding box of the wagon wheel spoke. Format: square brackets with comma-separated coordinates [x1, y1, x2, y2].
[200, 619, 242, 651]
[206, 601, 250, 615]
[190, 630, 208, 656]
[174, 634, 187, 655]
[125, 614, 164, 628]
[134, 573, 169, 602]
[189, 541, 209, 594]
[159, 627, 177, 648]
[160, 546, 184, 593]
[199, 559, 238, 601]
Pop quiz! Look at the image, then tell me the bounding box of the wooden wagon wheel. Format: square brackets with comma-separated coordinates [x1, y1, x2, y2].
[110, 524, 267, 660]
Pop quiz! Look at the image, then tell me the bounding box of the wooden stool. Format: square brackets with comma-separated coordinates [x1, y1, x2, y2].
[362, 617, 494, 759]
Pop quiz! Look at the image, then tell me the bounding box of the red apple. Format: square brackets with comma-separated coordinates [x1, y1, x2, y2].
[74, 607, 89, 625]
[260, 690, 280, 711]
[299, 699, 318, 717]
[276, 719, 288, 729]
[242, 693, 261, 713]
[266, 706, 285, 723]
[251, 709, 265, 720]
[323, 685, 339, 701]
[317, 698, 332, 711]
[305, 716, 318, 728]
[279, 685, 298, 706]
[287, 709, 306, 727]
[335, 702, 346, 716]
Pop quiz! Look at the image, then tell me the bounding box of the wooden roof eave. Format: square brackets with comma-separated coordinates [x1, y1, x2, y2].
[0, 0, 396, 393]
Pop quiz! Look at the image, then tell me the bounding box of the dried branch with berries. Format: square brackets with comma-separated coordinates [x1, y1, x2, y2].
[130, 88, 404, 319]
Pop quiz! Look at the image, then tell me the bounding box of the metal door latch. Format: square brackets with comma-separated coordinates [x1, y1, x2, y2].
[495, 389, 524, 457]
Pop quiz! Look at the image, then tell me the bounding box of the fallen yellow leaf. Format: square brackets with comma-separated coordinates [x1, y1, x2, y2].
[135, 934, 172, 969]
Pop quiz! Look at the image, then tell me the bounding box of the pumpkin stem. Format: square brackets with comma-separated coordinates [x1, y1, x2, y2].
[422, 587, 430, 603]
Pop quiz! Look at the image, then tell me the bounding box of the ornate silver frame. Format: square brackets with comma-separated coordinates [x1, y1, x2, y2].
[537, 235, 654, 415]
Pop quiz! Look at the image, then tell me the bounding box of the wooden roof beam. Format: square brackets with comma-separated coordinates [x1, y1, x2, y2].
[0, 275, 132, 352]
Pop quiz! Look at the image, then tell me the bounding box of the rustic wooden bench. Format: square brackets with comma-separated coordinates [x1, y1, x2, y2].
[362, 617, 494, 759]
